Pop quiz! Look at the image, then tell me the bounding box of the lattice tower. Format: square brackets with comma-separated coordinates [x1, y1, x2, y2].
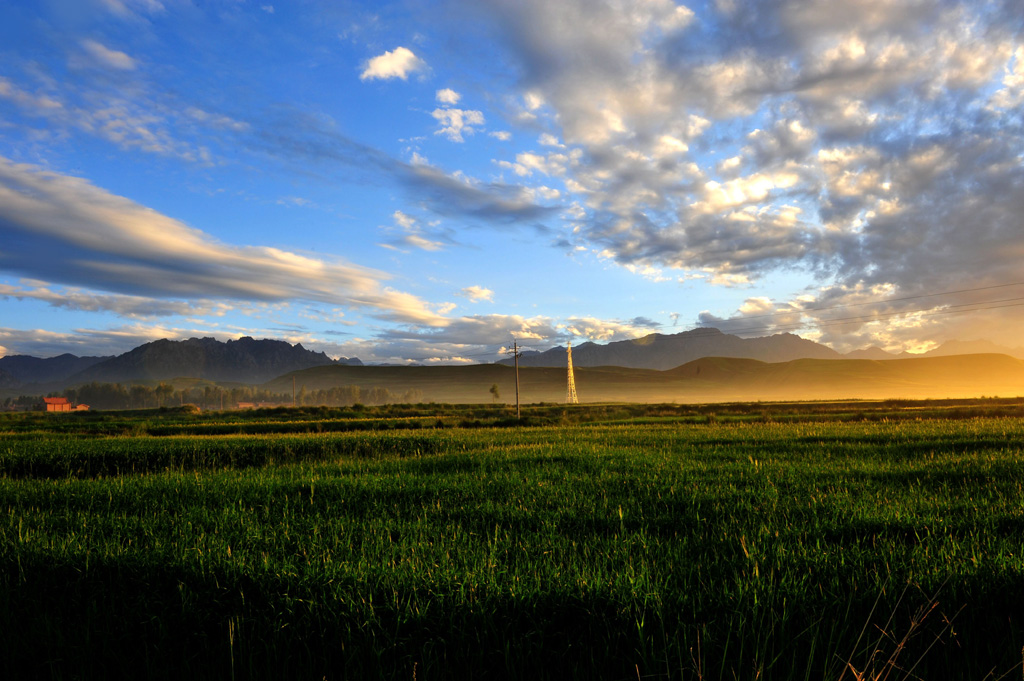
[566, 340, 579, 404]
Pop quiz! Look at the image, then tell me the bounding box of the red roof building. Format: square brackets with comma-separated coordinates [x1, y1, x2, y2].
[42, 397, 72, 412]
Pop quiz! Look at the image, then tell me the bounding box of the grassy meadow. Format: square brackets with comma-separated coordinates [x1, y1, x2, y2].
[2, 401, 1024, 679]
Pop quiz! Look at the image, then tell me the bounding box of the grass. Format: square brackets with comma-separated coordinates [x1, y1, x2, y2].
[1, 402, 1024, 679]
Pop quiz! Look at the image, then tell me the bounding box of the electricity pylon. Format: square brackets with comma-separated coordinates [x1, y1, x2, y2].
[566, 339, 579, 404]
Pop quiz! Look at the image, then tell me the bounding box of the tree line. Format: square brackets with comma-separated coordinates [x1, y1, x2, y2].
[2, 382, 424, 411]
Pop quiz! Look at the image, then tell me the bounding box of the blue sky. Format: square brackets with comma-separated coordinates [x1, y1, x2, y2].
[2, 0, 1023, 363]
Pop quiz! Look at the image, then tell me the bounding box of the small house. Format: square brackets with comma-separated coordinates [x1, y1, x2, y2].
[43, 397, 71, 412]
[40, 397, 88, 412]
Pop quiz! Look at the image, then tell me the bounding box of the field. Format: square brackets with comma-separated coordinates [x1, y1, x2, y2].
[2, 400, 1024, 680]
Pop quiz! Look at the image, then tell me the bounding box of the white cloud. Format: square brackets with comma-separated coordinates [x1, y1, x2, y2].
[185, 106, 249, 132]
[562, 316, 653, 341]
[77, 40, 137, 71]
[490, 130, 512, 141]
[400, 234, 444, 251]
[989, 45, 1024, 110]
[431, 107, 485, 142]
[436, 88, 461, 105]
[497, 150, 568, 178]
[98, 0, 165, 19]
[379, 210, 446, 252]
[0, 281, 233, 319]
[458, 286, 494, 303]
[539, 133, 564, 147]
[0, 323, 192, 359]
[0, 76, 233, 162]
[392, 210, 417, 230]
[0, 157, 445, 325]
[654, 135, 688, 157]
[360, 47, 428, 81]
[532, 186, 561, 201]
[737, 297, 775, 316]
[692, 169, 802, 215]
[436, 302, 458, 315]
[0, 77, 63, 112]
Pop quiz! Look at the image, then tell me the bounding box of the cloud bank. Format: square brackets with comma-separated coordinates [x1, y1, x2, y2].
[0, 156, 442, 325]
[466, 0, 1024, 344]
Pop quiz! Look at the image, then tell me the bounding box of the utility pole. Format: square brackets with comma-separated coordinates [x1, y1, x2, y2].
[293, 376, 296, 407]
[508, 338, 522, 420]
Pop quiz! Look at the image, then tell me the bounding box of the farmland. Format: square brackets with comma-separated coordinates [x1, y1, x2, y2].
[2, 401, 1024, 679]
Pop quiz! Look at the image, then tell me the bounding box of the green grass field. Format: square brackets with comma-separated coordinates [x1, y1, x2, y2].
[2, 402, 1024, 680]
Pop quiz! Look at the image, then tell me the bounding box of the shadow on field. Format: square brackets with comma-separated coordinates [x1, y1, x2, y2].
[0, 433, 452, 480]
[3, 554, 1023, 681]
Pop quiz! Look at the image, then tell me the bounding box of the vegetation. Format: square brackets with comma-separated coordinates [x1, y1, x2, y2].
[1, 381, 424, 411]
[7, 352, 1024, 408]
[2, 400, 1023, 679]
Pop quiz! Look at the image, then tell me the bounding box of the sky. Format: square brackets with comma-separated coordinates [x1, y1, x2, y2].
[1, 0, 1023, 364]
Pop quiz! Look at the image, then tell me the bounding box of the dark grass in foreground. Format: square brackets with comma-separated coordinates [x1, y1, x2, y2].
[2, 402, 1024, 679]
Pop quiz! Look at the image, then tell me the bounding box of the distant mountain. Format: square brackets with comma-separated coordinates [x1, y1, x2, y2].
[916, 339, 1024, 360]
[0, 367, 18, 389]
[661, 353, 1024, 402]
[844, 346, 897, 360]
[0, 353, 111, 387]
[67, 337, 361, 385]
[500, 328, 842, 370]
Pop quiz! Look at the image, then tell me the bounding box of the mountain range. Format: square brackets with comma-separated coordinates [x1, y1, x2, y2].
[504, 328, 839, 369]
[0, 336, 361, 393]
[2, 330, 1024, 396]
[501, 328, 1024, 369]
[0, 353, 110, 387]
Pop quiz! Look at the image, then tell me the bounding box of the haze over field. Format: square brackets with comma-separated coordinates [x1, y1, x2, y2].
[2, 1, 1023, 365]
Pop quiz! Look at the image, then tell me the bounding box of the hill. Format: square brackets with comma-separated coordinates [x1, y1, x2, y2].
[272, 353, 1024, 404]
[664, 353, 1024, 401]
[916, 339, 1024, 359]
[501, 328, 842, 370]
[68, 337, 359, 385]
[0, 353, 110, 388]
[844, 346, 896, 360]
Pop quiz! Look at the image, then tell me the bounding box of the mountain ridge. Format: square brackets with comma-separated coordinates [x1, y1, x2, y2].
[0, 353, 111, 386]
[4, 329, 1024, 394]
[65, 336, 362, 385]
[502, 328, 842, 370]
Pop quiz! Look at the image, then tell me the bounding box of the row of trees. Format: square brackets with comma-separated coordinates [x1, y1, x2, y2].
[2, 382, 424, 411]
[293, 385, 423, 407]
